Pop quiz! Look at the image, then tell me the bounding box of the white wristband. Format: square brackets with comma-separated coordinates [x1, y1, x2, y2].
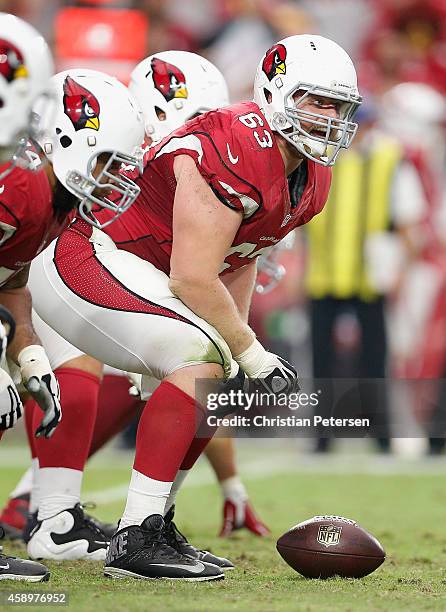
[17, 344, 49, 367]
[234, 338, 267, 378]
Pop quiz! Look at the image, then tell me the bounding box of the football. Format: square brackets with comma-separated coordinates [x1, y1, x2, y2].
[276, 515, 385, 579]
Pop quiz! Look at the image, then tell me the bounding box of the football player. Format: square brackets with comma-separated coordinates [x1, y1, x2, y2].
[0, 11, 59, 440]
[107, 50, 270, 537]
[0, 64, 145, 562]
[18, 52, 233, 568]
[130, 50, 270, 537]
[17, 55, 229, 567]
[30, 35, 361, 581]
[4, 51, 264, 562]
[0, 11, 54, 583]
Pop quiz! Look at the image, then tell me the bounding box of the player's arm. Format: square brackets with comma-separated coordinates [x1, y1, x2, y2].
[0, 265, 61, 437]
[0, 306, 23, 432]
[221, 260, 257, 323]
[0, 265, 39, 360]
[170, 155, 298, 392]
[170, 154, 255, 357]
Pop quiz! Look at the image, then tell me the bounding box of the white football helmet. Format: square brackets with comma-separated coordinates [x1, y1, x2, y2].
[39, 69, 145, 229]
[129, 51, 229, 142]
[254, 35, 361, 166]
[380, 82, 446, 150]
[0, 13, 54, 179]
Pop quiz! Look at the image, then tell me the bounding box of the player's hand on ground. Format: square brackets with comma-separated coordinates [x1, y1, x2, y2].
[0, 367, 23, 430]
[17, 345, 61, 438]
[234, 339, 299, 394]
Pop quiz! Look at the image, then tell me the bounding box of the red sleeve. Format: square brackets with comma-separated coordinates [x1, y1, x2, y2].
[151, 107, 265, 219]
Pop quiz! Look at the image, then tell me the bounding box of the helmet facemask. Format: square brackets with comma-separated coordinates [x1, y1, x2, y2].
[41, 69, 146, 228]
[271, 83, 361, 166]
[66, 148, 144, 229]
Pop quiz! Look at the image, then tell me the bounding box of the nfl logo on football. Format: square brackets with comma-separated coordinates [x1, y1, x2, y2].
[317, 525, 342, 547]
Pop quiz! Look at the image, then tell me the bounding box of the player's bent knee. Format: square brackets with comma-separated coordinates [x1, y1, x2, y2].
[166, 362, 224, 399]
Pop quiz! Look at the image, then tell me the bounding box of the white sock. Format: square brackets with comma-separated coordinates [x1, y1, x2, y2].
[119, 470, 172, 529]
[37, 467, 82, 521]
[29, 458, 40, 514]
[9, 465, 33, 499]
[164, 469, 189, 515]
[220, 475, 248, 504]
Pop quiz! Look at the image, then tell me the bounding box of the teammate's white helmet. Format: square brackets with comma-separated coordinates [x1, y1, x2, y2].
[39, 69, 145, 229]
[129, 51, 229, 142]
[380, 82, 446, 149]
[254, 35, 361, 166]
[0, 13, 53, 178]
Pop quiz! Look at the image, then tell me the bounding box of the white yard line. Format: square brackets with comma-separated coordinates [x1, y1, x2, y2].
[86, 456, 298, 504]
[84, 453, 446, 504]
[3, 443, 446, 506]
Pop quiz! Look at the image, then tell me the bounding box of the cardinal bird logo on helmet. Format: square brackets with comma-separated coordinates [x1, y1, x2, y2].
[63, 76, 100, 132]
[262, 44, 287, 81]
[0, 39, 28, 83]
[150, 57, 188, 102]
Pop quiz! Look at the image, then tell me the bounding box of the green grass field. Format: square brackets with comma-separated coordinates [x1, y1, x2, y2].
[1, 441, 446, 611]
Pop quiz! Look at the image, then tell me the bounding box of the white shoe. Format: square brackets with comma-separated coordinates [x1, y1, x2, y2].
[27, 504, 109, 561]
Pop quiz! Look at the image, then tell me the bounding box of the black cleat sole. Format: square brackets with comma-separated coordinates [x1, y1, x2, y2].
[103, 567, 224, 582]
[0, 571, 50, 582]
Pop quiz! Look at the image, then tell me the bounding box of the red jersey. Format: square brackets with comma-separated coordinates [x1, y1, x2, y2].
[93, 101, 332, 275]
[0, 165, 72, 287]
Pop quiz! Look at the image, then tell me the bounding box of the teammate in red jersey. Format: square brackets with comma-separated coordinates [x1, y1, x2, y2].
[1, 67, 144, 562]
[0, 11, 56, 584]
[20, 52, 235, 563]
[0, 67, 143, 434]
[31, 35, 361, 582]
[0, 11, 60, 439]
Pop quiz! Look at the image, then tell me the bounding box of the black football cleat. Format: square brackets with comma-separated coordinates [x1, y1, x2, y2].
[27, 503, 109, 561]
[164, 506, 234, 570]
[103, 514, 224, 581]
[0, 527, 49, 582]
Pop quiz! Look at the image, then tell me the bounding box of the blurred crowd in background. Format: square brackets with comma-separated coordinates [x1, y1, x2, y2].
[4, 0, 446, 454]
